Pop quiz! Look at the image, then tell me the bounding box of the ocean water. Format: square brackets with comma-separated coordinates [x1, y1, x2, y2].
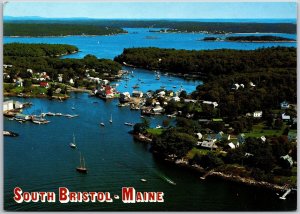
[4, 28, 296, 60]
[3, 27, 297, 211]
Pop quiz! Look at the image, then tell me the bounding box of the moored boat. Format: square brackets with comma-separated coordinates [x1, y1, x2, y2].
[70, 134, 77, 148]
[76, 152, 87, 173]
[124, 122, 134, 126]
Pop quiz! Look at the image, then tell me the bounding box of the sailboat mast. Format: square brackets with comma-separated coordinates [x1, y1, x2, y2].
[79, 152, 82, 166]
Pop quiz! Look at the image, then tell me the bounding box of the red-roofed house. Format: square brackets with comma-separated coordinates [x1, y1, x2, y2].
[40, 82, 49, 88]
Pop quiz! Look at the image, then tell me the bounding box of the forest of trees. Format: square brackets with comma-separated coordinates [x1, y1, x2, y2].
[225, 35, 295, 42]
[4, 23, 126, 36]
[4, 44, 122, 85]
[5, 19, 296, 34]
[4, 43, 78, 57]
[114, 47, 296, 78]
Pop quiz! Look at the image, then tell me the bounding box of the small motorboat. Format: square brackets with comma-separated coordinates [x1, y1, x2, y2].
[100, 123, 105, 126]
[140, 179, 147, 182]
[124, 122, 134, 126]
[70, 143, 76, 148]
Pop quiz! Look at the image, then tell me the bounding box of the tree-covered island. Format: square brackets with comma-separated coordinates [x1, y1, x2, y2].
[3, 43, 122, 98]
[201, 35, 295, 42]
[226, 35, 296, 42]
[4, 23, 127, 37]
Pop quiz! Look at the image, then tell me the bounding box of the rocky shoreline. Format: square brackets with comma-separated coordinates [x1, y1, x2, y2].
[161, 156, 290, 192]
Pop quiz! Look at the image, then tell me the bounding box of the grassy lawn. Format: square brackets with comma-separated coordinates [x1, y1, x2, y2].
[147, 128, 164, 136]
[243, 122, 286, 138]
[186, 148, 210, 159]
[31, 86, 48, 95]
[10, 86, 24, 93]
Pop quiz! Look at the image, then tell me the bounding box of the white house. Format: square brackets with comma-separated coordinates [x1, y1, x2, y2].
[250, 82, 256, 87]
[253, 111, 263, 118]
[69, 78, 74, 85]
[260, 136, 266, 142]
[197, 140, 218, 149]
[282, 113, 291, 120]
[228, 142, 236, 149]
[3, 100, 14, 112]
[157, 91, 166, 97]
[196, 133, 202, 140]
[14, 101, 23, 109]
[171, 96, 180, 102]
[132, 90, 143, 98]
[152, 104, 164, 114]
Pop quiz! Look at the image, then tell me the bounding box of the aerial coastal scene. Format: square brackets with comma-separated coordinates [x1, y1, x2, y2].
[3, 1, 297, 211]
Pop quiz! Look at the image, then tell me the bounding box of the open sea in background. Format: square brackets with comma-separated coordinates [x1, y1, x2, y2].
[3, 19, 297, 211]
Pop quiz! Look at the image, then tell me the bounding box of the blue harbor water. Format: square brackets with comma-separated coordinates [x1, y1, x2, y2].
[4, 26, 297, 211]
[4, 28, 296, 60]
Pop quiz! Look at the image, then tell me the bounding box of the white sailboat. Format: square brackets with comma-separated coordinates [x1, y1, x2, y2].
[109, 114, 113, 123]
[70, 134, 76, 148]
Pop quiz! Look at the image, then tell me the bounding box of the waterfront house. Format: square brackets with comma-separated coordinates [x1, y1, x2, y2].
[253, 111, 263, 118]
[14, 101, 23, 109]
[280, 101, 290, 109]
[3, 100, 14, 112]
[249, 82, 256, 87]
[69, 78, 74, 85]
[3, 100, 23, 112]
[132, 90, 143, 98]
[152, 104, 164, 114]
[119, 92, 131, 103]
[172, 96, 180, 102]
[40, 82, 49, 88]
[157, 91, 166, 97]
